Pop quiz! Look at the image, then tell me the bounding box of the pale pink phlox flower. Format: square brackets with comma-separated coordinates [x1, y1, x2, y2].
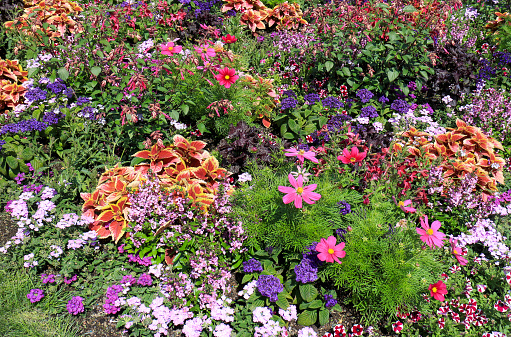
[316, 236, 346, 264]
[416, 215, 446, 248]
[284, 147, 319, 163]
[278, 174, 321, 208]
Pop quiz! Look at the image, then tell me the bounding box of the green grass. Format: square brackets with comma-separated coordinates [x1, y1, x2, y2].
[0, 258, 80, 337]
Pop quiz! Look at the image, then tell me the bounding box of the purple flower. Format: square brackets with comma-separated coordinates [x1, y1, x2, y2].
[356, 89, 374, 103]
[63, 275, 77, 284]
[324, 294, 338, 308]
[360, 105, 378, 118]
[104, 303, 121, 314]
[304, 93, 320, 105]
[76, 96, 91, 106]
[294, 258, 318, 283]
[24, 87, 47, 102]
[281, 97, 298, 110]
[67, 296, 85, 315]
[41, 273, 56, 284]
[322, 96, 343, 109]
[337, 201, 351, 215]
[47, 79, 67, 94]
[121, 274, 137, 286]
[243, 258, 263, 273]
[378, 96, 389, 105]
[390, 99, 410, 114]
[27, 288, 44, 303]
[256, 275, 283, 302]
[137, 273, 152, 286]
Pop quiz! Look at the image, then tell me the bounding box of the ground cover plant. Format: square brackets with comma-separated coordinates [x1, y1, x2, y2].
[1, 0, 511, 336]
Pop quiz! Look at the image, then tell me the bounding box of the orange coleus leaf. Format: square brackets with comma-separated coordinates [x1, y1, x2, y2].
[192, 156, 227, 181]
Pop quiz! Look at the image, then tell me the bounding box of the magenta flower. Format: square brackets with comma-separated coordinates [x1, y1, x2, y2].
[278, 174, 321, 208]
[450, 238, 468, 266]
[416, 215, 445, 248]
[316, 236, 346, 264]
[195, 44, 216, 58]
[284, 147, 319, 163]
[398, 199, 416, 213]
[429, 280, 448, 301]
[337, 147, 366, 164]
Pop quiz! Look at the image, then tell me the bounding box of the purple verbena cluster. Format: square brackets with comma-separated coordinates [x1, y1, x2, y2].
[104, 284, 123, 314]
[243, 258, 263, 273]
[256, 275, 283, 302]
[337, 201, 352, 215]
[67, 296, 85, 315]
[27, 288, 44, 303]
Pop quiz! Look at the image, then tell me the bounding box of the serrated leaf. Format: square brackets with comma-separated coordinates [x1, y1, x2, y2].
[288, 119, 299, 133]
[91, 66, 102, 76]
[21, 148, 34, 161]
[300, 284, 318, 302]
[342, 67, 351, 76]
[308, 299, 323, 309]
[276, 292, 289, 310]
[297, 310, 317, 326]
[58, 67, 69, 81]
[319, 308, 330, 326]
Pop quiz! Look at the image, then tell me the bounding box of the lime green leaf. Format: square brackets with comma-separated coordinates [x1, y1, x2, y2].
[325, 61, 334, 72]
[300, 284, 318, 302]
[308, 299, 323, 309]
[402, 5, 417, 12]
[91, 66, 102, 77]
[297, 310, 317, 326]
[58, 67, 69, 81]
[6, 156, 18, 170]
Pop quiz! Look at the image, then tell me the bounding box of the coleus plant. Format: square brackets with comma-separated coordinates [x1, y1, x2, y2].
[0, 58, 28, 114]
[81, 135, 229, 243]
[395, 119, 505, 200]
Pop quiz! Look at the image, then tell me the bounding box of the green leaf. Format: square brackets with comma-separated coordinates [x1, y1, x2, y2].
[197, 123, 206, 134]
[419, 70, 429, 80]
[325, 61, 334, 72]
[280, 123, 288, 136]
[387, 69, 399, 82]
[283, 132, 295, 140]
[299, 284, 318, 302]
[58, 67, 69, 81]
[21, 148, 34, 161]
[402, 5, 417, 12]
[6, 156, 18, 170]
[297, 310, 317, 326]
[241, 274, 253, 284]
[91, 66, 102, 77]
[319, 308, 330, 326]
[342, 67, 351, 76]
[276, 292, 289, 310]
[288, 119, 299, 133]
[308, 299, 323, 309]
[180, 104, 189, 115]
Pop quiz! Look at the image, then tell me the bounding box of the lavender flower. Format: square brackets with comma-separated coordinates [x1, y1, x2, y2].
[27, 289, 44, 303]
[41, 273, 56, 284]
[321, 96, 343, 109]
[294, 258, 318, 283]
[390, 99, 410, 114]
[324, 294, 338, 308]
[256, 275, 283, 302]
[243, 258, 263, 273]
[281, 97, 298, 110]
[67, 296, 85, 315]
[304, 93, 321, 105]
[360, 105, 378, 118]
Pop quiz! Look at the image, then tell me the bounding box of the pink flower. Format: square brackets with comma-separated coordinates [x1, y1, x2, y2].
[195, 44, 216, 58]
[416, 215, 445, 248]
[160, 42, 182, 56]
[428, 280, 448, 301]
[284, 147, 319, 163]
[222, 34, 237, 44]
[337, 147, 367, 164]
[392, 321, 403, 333]
[278, 174, 321, 208]
[450, 238, 468, 266]
[316, 236, 346, 264]
[397, 199, 416, 213]
[214, 67, 239, 89]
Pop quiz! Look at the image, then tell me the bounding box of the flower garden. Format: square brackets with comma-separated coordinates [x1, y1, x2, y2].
[1, 0, 511, 336]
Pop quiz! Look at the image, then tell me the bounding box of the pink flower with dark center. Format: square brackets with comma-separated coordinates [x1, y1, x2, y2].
[429, 280, 448, 301]
[416, 215, 445, 248]
[450, 238, 468, 266]
[160, 42, 182, 56]
[214, 67, 239, 89]
[316, 236, 346, 264]
[284, 147, 319, 163]
[278, 174, 321, 208]
[495, 300, 509, 312]
[351, 324, 364, 336]
[337, 147, 367, 164]
[392, 321, 403, 333]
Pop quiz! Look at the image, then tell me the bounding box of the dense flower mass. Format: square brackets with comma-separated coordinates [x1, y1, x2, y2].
[243, 258, 263, 273]
[256, 275, 283, 302]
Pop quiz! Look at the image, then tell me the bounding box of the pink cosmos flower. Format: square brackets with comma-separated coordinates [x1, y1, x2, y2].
[195, 44, 216, 58]
[449, 238, 468, 266]
[337, 147, 367, 164]
[429, 280, 448, 301]
[316, 236, 346, 264]
[214, 67, 239, 88]
[222, 34, 237, 44]
[160, 42, 182, 56]
[416, 215, 445, 248]
[398, 199, 416, 213]
[284, 147, 319, 163]
[278, 174, 321, 208]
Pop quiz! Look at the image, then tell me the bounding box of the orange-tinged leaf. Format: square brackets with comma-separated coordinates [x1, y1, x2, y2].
[262, 118, 271, 128]
[96, 210, 114, 223]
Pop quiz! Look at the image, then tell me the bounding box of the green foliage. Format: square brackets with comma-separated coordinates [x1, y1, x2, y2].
[274, 103, 328, 141]
[320, 195, 444, 324]
[234, 164, 363, 252]
[0, 134, 37, 179]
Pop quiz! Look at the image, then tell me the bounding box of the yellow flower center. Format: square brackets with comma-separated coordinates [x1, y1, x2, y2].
[298, 150, 305, 155]
[168, 46, 173, 51]
[398, 201, 404, 207]
[328, 248, 334, 254]
[350, 157, 356, 162]
[296, 187, 304, 194]
[225, 75, 230, 79]
[427, 229, 434, 235]
[432, 287, 437, 293]
[453, 249, 458, 255]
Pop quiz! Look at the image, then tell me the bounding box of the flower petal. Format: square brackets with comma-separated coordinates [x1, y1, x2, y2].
[282, 192, 296, 204]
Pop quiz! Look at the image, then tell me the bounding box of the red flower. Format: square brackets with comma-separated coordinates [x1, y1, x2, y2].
[221, 34, 237, 43]
[337, 147, 367, 164]
[392, 321, 403, 333]
[351, 324, 363, 336]
[495, 300, 509, 312]
[214, 67, 239, 88]
[438, 317, 445, 329]
[429, 280, 448, 301]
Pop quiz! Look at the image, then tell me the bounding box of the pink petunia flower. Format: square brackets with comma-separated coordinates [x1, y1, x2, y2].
[392, 321, 403, 333]
[495, 300, 509, 312]
[429, 280, 448, 301]
[160, 42, 182, 56]
[316, 236, 346, 264]
[416, 215, 445, 248]
[284, 147, 319, 163]
[278, 174, 321, 208]
[214, 67, 239, 89]
[337, 147, 367, 164]
[450, 238, 468, 266]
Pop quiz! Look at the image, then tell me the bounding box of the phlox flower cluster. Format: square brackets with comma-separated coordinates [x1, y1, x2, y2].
[254, 318, 288, 337]
[210, 296, 234, 322]
[388, 103, 445, 135]
[279, 305, 297, 321]
[27, 288, 44, 303]
[238, 280, 257, 300]
[297, 327, 317, 337]
[67, 296, 85, 315]
[41, 273, 56, 284]
[253, 307, 272, 324]
[456, 218, 510, 259]
[104, 284, 124, 314]
[23, 253, 38, 268]
[183, 317, 203, 337]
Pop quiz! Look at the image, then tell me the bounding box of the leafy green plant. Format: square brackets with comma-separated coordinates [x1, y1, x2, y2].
[274, 103, 328, 141]
[0, 134, 37, 179]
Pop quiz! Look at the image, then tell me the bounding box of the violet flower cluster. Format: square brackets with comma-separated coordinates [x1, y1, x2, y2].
[256, 275, 283, 302]
[67, 296, 85, 315]
[27, 288, 44, 303]
[243, 258, 263, 273]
